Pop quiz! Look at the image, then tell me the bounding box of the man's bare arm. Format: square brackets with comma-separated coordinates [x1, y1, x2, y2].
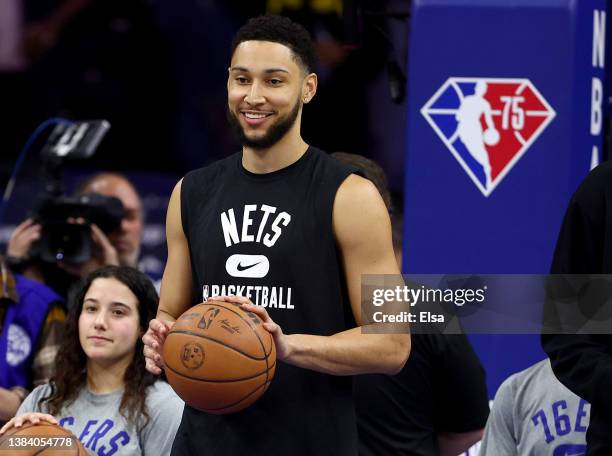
[158, 179, 194, 321]
[236, 175, 410, 375]
[143, 179, 194, 374]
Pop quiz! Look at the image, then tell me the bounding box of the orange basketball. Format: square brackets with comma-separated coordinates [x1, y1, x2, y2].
[163, 300, 276, 414]
[0, 422, 87, 455]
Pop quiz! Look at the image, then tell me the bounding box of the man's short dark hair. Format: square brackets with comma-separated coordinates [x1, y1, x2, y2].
[231, 15, 316, 74]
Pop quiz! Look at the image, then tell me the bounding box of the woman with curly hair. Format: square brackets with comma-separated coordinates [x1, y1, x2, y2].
[0, 266, 183, 455]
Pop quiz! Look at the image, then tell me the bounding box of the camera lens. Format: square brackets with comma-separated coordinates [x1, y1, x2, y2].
[40, 222, 92, 264]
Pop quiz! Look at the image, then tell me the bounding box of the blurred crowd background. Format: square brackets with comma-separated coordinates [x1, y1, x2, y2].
[0, 0, 412, 275]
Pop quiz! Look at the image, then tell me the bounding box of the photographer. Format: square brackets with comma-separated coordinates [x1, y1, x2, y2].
[71, 171, 144, 272]
[6, 172, 144, 287]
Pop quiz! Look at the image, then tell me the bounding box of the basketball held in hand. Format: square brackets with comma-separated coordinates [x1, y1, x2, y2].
[162, 300, 276, 414]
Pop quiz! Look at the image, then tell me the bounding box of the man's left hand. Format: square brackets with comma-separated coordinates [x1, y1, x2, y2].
[210, 295, 292, 360]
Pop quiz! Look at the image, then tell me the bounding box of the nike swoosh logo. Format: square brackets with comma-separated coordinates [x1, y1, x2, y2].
[236, 261, 262, 272]
[225, 254, 270, 278]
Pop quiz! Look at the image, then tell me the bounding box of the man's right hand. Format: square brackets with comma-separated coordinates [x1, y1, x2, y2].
[7, 219, 41, 259]
[142, 319, 175, 375]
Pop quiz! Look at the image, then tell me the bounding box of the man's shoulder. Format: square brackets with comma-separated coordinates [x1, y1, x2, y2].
[310, 147, 361, 179]
[181, 154, 240, 202]
[183, 153, 240, 184]
[585, 160, 612, 181]
[573, 161, 612, 204]
[335, 174, 383, 211]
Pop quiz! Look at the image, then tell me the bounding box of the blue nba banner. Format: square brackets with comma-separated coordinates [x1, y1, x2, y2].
[403, 0, 607, 396]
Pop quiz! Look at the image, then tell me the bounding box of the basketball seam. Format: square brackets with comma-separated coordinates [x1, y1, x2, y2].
[200, 302, 270, 351]
[204, 379, 273, 412]
[202, 302, 272, 387]
[167, 330, 267, 361]
[165, 361, 276, 383]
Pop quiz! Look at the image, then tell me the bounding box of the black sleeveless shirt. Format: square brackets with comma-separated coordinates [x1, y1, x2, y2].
[175, 147, 358, 455]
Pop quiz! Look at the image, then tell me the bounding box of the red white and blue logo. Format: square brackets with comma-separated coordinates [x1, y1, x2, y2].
[421, 78, 556, 196]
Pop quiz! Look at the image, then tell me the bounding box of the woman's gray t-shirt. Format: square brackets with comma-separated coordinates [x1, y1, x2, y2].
[17, 381, 184, 456]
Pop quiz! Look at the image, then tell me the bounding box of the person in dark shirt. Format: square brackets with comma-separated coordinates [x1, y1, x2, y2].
[6, 172, 145, 296]
[542, 161, 612, 455]
[332, 152, 489, 456]
[355, 332, 489, 456]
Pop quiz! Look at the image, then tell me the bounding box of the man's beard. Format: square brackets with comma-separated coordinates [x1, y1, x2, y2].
[227, 98, 301, 150]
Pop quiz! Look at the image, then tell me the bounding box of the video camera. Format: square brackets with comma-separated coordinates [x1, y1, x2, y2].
[29, 120, 122, 264]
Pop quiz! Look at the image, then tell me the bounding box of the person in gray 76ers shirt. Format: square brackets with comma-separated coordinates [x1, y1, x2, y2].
[480, 359, 590, 456]
[0, 266, 183, 456]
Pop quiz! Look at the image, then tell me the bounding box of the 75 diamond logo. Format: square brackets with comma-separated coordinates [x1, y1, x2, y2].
[421, 78, 556, 197]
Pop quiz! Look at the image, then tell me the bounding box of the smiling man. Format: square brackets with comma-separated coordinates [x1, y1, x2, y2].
[142, 15, 410, 455]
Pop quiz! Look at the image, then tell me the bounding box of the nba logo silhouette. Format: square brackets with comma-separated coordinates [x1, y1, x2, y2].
[421, 78, 556, 196]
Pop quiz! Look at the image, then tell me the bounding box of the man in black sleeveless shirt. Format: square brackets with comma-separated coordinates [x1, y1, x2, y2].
[142, 15, 410, 455]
